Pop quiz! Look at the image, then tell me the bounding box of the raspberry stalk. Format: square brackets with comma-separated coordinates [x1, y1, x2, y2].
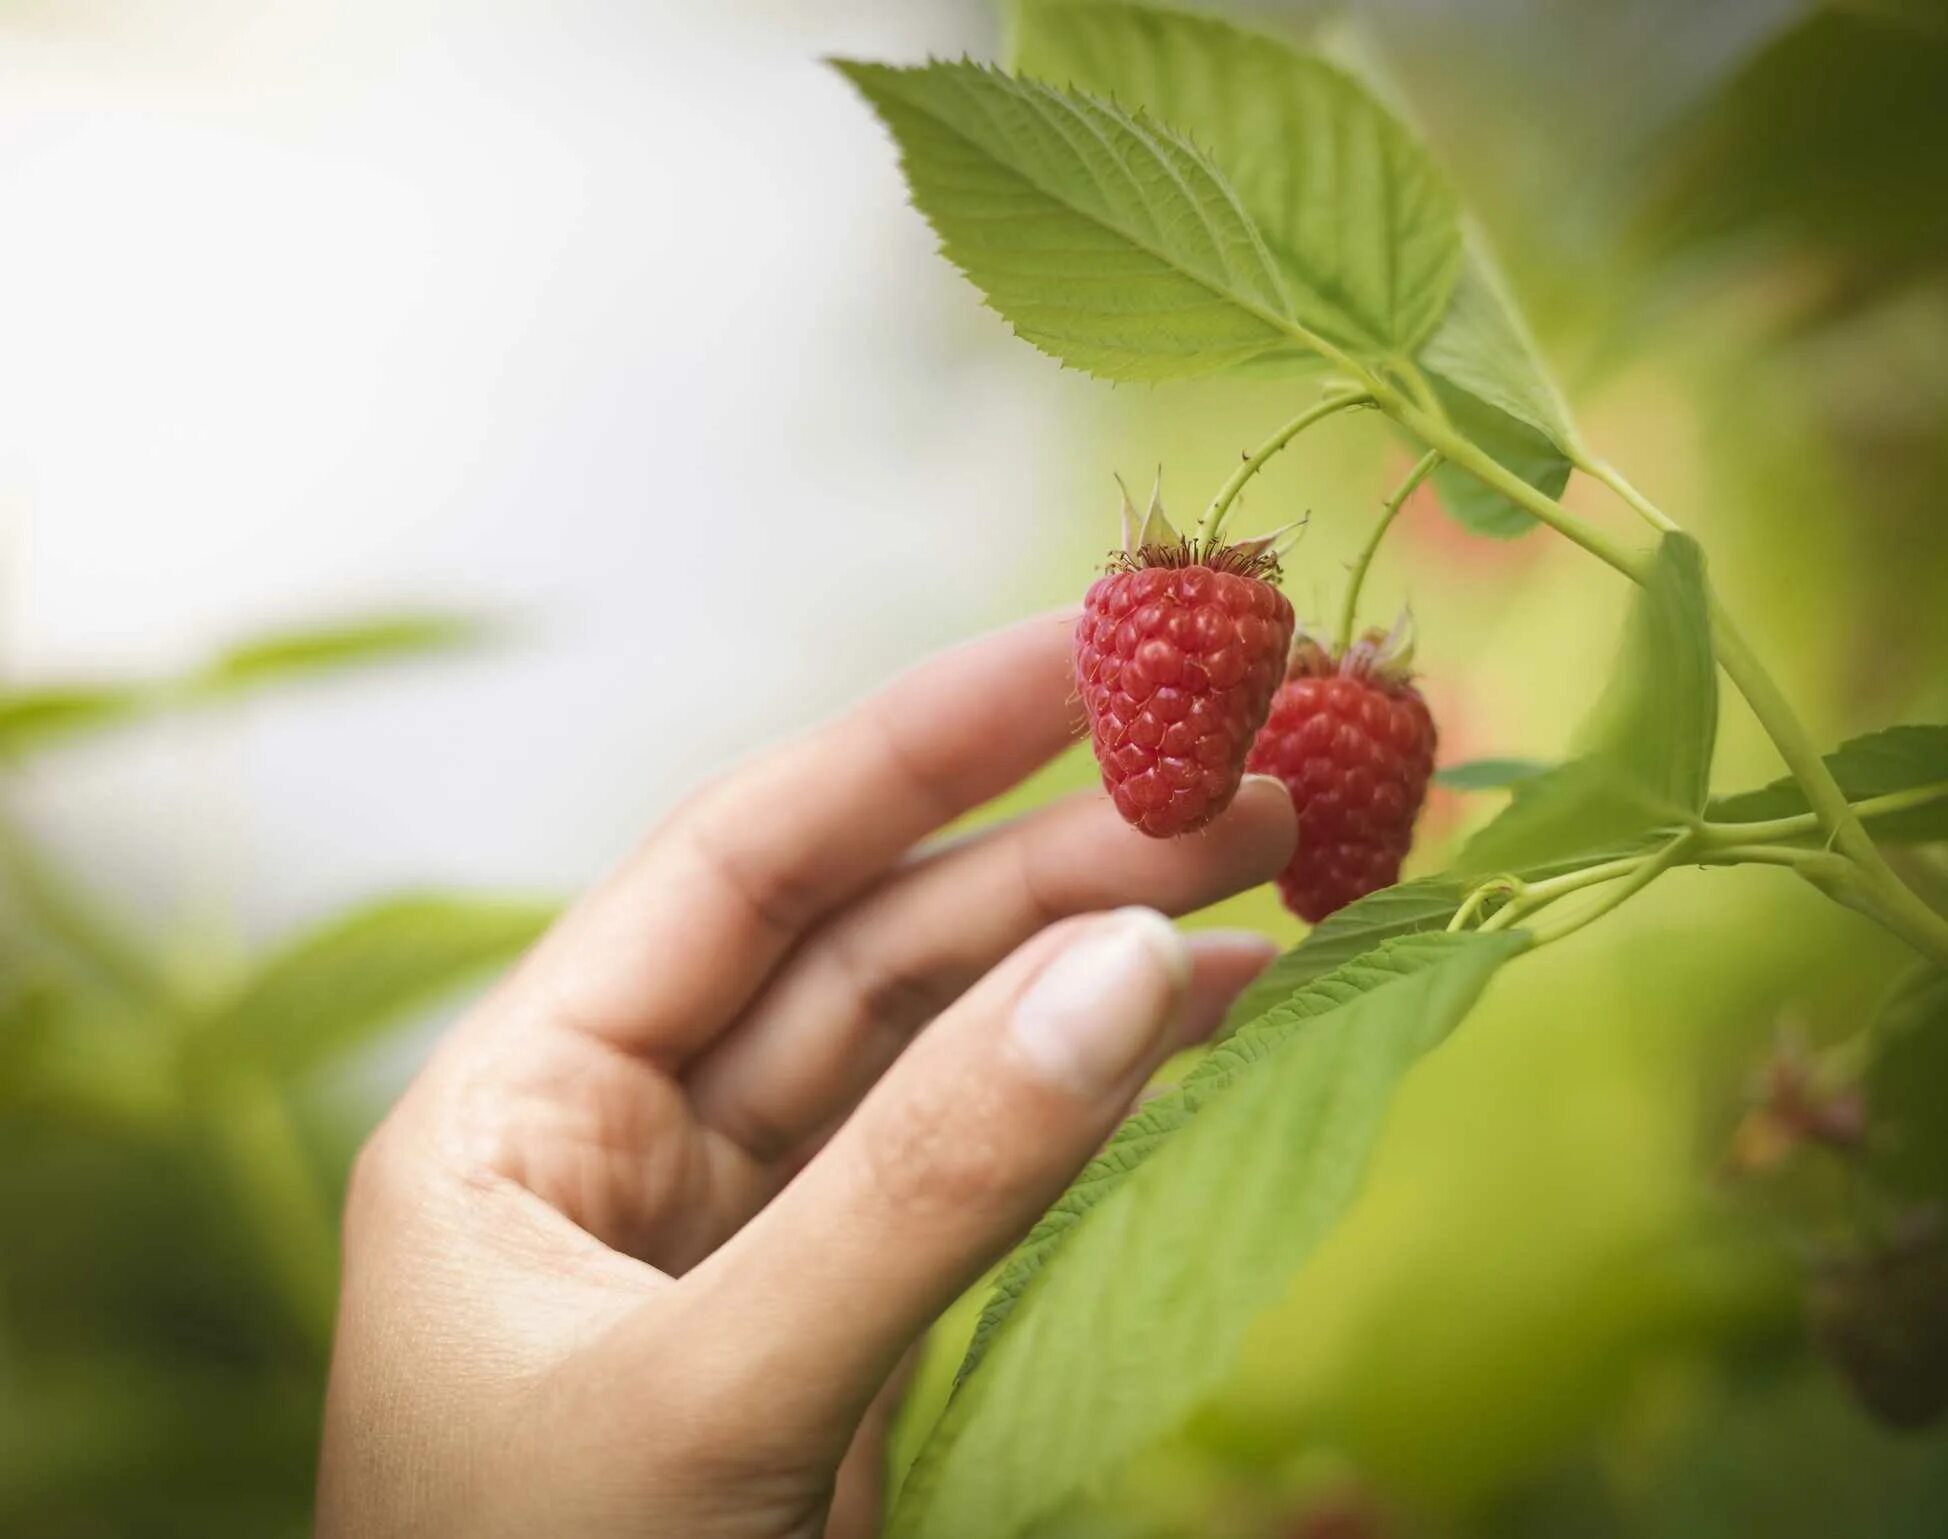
[1338, 450, 1441, 651]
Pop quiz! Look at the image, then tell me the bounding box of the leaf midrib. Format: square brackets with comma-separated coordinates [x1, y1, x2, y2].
[865, 62, 1328, 364]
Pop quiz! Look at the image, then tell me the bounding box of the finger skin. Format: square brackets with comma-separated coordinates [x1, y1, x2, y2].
[511, 610, 1082, 1063]
[651, 911, 1214, 1453]
[685, 776, 1296, 1163]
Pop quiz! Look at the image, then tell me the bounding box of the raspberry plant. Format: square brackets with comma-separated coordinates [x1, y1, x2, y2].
[837, 5, 1948, 1535]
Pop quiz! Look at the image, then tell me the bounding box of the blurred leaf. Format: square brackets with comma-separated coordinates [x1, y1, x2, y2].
[0, 612, 488, 759]
[0, 1349, 318, 1536]
[0, 818, 171, 1008]
[0, 685, 155, 755]
[209, 893, 554, 1075]
[1006, 1, 1461, 359]
[1630, 5, 1948, 327]
[1708, 724, 1948, 843]
[1866, 964, 1948, 1205]
[894, 931, 1522, 1539]
[1812, 1218, 1948, 1432]
[1, 987, 182, 1133]
[192, 612, 488, 695]
[1493, 1362, 1948, 1539]
[1436, 756, 1556, 791]
[1460, 533, 1716, 873]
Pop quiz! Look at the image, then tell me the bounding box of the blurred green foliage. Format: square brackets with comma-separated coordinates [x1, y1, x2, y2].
[0, 618, 551, 1537]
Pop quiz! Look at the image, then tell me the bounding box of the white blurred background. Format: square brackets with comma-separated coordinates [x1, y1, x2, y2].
[0, 0, 1094, 940]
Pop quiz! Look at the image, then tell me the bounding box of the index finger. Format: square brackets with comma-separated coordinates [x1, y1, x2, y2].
[514, 609, 1086, 1062]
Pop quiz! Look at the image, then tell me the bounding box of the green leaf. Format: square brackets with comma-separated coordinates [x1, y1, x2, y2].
[0, 686, 155, 755]
[1006, 0, 1567, 528]
[1006, 1, 1462, 359]
[210, 893, 555, 1075]
[1435, 756, 1555, 791]
[1417, 251, 1578, 452]
[1426, 378, 1564, 538]
[1213, 845, 1644, 1045]
[836, 58, 1308, 380]
[193, 612, 489, 695]
[894, 931, 1522, 1539]
[1459, 533, 1717, 874]
[1219, 874, 1471, 1031]
[1419, 250, 1579, 537]
[1708, 725, 1948, 844]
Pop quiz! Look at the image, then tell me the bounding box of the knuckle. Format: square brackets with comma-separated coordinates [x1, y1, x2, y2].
[849, 955, 951, 1050]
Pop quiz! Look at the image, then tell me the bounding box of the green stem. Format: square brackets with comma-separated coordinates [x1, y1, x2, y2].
[1253, 320, 1947, 960]
[1338, 450, 1441, 651]
[1390, 359, 1443, 417]
[1525, 834, 1694, 947]
[1697, 844, 1848, 872]
[1476, 853, 1646, 935]
[1447, 873, 1522, 933]
[1708, 609, 1948, 963]
[1561, 451, 1948, 960]
[1511, 852, 1650, 906]
[1699, 783, 1948, 848]
[1468, 833, 1869, 939]
[1577, 455, 1681, 535]
[1197, 391, 1371, 546]
[1360, 380, 1649, 581]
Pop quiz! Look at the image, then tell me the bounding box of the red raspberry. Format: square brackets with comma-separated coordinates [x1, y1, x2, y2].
[1245, 629, 1436, 921]
[1075, 543, 1294, 838]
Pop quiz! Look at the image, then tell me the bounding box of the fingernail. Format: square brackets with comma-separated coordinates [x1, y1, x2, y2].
[1240, 773, 1291, 800]
[1008, 908, 1190, 1094]
[1186, 928, 1281, 967]
[1178, 930, 1281, 1042]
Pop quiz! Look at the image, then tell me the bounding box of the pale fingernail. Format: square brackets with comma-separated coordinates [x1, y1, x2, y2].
[1008, 908, 1190, 1094]
[1178, 929, 1282, 1041]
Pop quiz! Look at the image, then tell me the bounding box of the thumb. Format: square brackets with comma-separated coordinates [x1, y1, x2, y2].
[678, 908, 1240, 1449]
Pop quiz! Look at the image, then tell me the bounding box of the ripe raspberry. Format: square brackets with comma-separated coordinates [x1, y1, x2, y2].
[1074, 484, 1295, 837]
[1245, 627, 1436, 921]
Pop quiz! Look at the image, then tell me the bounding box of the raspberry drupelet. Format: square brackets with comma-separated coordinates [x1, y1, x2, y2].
[1246, 628, 1437, 921]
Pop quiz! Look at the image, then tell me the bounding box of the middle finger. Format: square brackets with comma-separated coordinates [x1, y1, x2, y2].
[683, 775, 1296, 1162]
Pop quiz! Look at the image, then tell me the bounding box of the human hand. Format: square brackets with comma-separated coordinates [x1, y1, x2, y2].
[316, 614, 1296, 1537]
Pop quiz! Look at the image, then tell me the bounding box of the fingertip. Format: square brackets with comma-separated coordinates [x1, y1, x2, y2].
[1005, 908, 1189, 1096]
[1175, 928, 1282, 1047]
[1185, 926, 1281, 974]
[1237, 772, 1295, 815]
[1223, 773, 1299, 870]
